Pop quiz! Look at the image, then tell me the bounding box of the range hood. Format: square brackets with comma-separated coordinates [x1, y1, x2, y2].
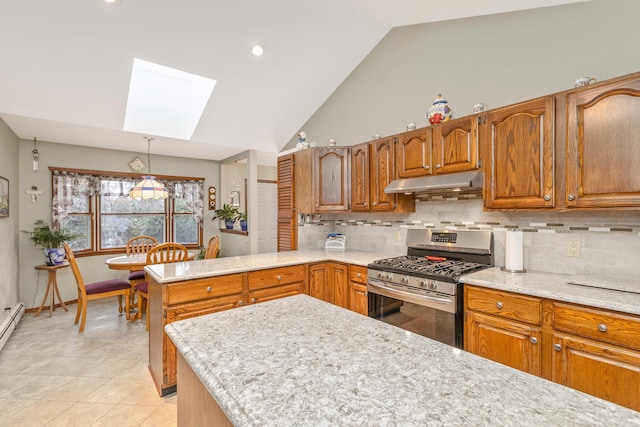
[384, 171, 483, 194]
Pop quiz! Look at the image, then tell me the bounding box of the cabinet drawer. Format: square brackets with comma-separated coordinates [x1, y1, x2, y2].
[465, 286, 542, 325]
[166, 274, 245, 306]
[248, 265, 305, 290]
[349, 265, 367, 285]
[553, 303, 640, 351]
[249, 282, 305, 304]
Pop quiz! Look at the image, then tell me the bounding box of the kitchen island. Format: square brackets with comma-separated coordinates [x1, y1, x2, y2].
[166, 294, 640, 426]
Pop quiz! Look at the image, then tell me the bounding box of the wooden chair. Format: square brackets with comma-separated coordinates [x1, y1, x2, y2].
[63, 243, 131, 332]
[126, 235, 158, 284]
[135, 242, 189, 330]
[204, 235, 220, 259]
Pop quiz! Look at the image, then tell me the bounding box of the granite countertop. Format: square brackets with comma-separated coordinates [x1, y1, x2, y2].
[461, 268, 640, 316]
[166, 294, 640, 426]
[145, 249, 395, 284]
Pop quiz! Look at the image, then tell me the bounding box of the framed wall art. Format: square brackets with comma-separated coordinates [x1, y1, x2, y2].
[0, 176, 9, 218]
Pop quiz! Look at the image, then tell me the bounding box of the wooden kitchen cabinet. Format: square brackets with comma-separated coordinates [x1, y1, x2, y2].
[395, 127, 432, 178]
[350, 142, 370, 212]
[248, 265, 307, 304]
[464, 286, 543, 376]
[482, 96, 555, 209]
[308, 262, 348, 309]
[431, 116, 479, 175]
[295, 147, 350, 213]
[348, 265, 368, 316]
[464, 284, 640, 411]
[565, 74, 640, 208]
[352, 137, 414, 213]
[149, 273, 245, 396]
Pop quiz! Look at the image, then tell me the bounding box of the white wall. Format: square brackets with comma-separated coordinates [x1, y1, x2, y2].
[0, 119, 20, 316]
[18, 139, 220, 309]
[285, 0, 640, 148]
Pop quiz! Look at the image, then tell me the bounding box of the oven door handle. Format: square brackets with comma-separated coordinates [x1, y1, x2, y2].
[367, 280, 456, 313]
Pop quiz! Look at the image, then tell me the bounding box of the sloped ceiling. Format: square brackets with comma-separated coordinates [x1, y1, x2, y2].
[0, 0, 589, 165]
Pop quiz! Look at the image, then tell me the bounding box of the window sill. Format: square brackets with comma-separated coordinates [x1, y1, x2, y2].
[219, 228, 248, 236]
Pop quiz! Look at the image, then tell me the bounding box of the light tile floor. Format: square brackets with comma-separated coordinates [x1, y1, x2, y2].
[0, 299, 177, 426]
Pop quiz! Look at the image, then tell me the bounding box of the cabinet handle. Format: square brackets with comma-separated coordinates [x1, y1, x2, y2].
[238, 300, 244, 306]
[529, 337, 538, 344]
[554, 343, 562, 352]
[206, 287, 212, 292]
[495, 302, 503, 309]
[277, 275, 282, 281]
[544, 194, 551, 201]
[598, 323, 608, 333]
[251, 297, 257, 303]
[568, 194, 576, 201]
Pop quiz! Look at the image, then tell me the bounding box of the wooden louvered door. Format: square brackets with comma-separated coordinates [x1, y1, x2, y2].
[277, 154, 297, 251]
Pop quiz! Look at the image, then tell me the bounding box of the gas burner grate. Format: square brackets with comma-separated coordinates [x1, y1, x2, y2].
[371, 256, 488, 280]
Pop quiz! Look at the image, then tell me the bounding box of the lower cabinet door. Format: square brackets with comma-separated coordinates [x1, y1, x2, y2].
[465, 311, 542, 376]
[164, 294, 245, 388]
[350, 283, 368, 316]
[552, 333, 640, 411]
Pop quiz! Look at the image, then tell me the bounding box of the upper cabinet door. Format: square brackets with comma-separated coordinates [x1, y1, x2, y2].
[483, 96, 555, 209]
[350, 142, 370, 212]
[313, 147, 350, 212]
[369, 137, 396, 211]
[395, 128, 432, 178]
[566, 77, 640, 208]
[432, 116, 478, 175]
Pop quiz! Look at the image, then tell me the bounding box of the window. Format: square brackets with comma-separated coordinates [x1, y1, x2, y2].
[52, 169, 204, 254]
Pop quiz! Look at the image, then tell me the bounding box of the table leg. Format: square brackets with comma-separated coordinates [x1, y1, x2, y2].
[52, 272, 69, 313]
[35, 274, 53, 317]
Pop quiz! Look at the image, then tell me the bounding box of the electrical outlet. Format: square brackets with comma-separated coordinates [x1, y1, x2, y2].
[567, 240, 581, 258]
[394, 230, 401, 242]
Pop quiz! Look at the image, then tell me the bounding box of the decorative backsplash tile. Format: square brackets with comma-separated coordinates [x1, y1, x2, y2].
[297, 199, 640, 281]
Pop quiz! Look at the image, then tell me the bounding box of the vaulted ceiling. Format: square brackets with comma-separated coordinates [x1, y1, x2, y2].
[0, 0, 589, 165]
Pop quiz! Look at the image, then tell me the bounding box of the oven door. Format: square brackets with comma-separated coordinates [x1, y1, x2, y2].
[367, 279, 463, 348]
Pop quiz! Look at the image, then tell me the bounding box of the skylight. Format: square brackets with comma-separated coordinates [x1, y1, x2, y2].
[123, 58, 216, 140]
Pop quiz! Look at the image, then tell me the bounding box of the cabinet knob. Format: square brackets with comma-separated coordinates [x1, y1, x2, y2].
[495, 302, 503, 309]
[315, 203, 319, 207]
[372, 202, 377, 206]
[554, 343, 562, 352]
[598, 323, 608, 333]
[277, 275, 282, 281]
[424, 165, 430, 169]
[206, 287, 212, 292]
[356, 273, 361, 278]
[251, 297, 257, 303]
[529, 337, 538, 344]
[238, 300, 244, 305]
[435, 164, 442, 169]
[568, 194, 576, 201]
[544, 194, 551, 201]
[364, 202, 368, 206]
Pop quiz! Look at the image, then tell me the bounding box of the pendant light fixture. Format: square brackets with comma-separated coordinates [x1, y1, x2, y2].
[129, 136, 168, 200]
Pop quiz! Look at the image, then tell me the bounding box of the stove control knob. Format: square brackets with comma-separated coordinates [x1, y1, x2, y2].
[428, 281, 438, 290]
[401, 276, 409, 284]
[420, 280, 428, 288]
[385, 273, 393, 281]
[378, 272, 385, 279]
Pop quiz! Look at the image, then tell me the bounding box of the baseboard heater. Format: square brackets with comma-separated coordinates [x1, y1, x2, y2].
[0, 303, 25, 352]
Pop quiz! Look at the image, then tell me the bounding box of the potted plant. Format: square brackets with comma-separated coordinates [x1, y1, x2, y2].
[212, 204, 239, 230]
[22, 219, 80, 265]
[235, 211, 248, 231]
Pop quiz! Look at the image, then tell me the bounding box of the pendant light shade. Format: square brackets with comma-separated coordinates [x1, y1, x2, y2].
[130, 137, 168, 200]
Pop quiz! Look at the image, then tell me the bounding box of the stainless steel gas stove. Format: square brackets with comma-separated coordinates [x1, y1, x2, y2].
[367, 229, 493, 348]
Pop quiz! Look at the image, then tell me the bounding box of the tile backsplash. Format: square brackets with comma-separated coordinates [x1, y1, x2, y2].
[298, 199, 640, 281]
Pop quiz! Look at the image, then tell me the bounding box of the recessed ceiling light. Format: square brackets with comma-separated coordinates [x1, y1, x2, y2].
[251, 43, 265, 57]
[101, 0, 121, 5]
